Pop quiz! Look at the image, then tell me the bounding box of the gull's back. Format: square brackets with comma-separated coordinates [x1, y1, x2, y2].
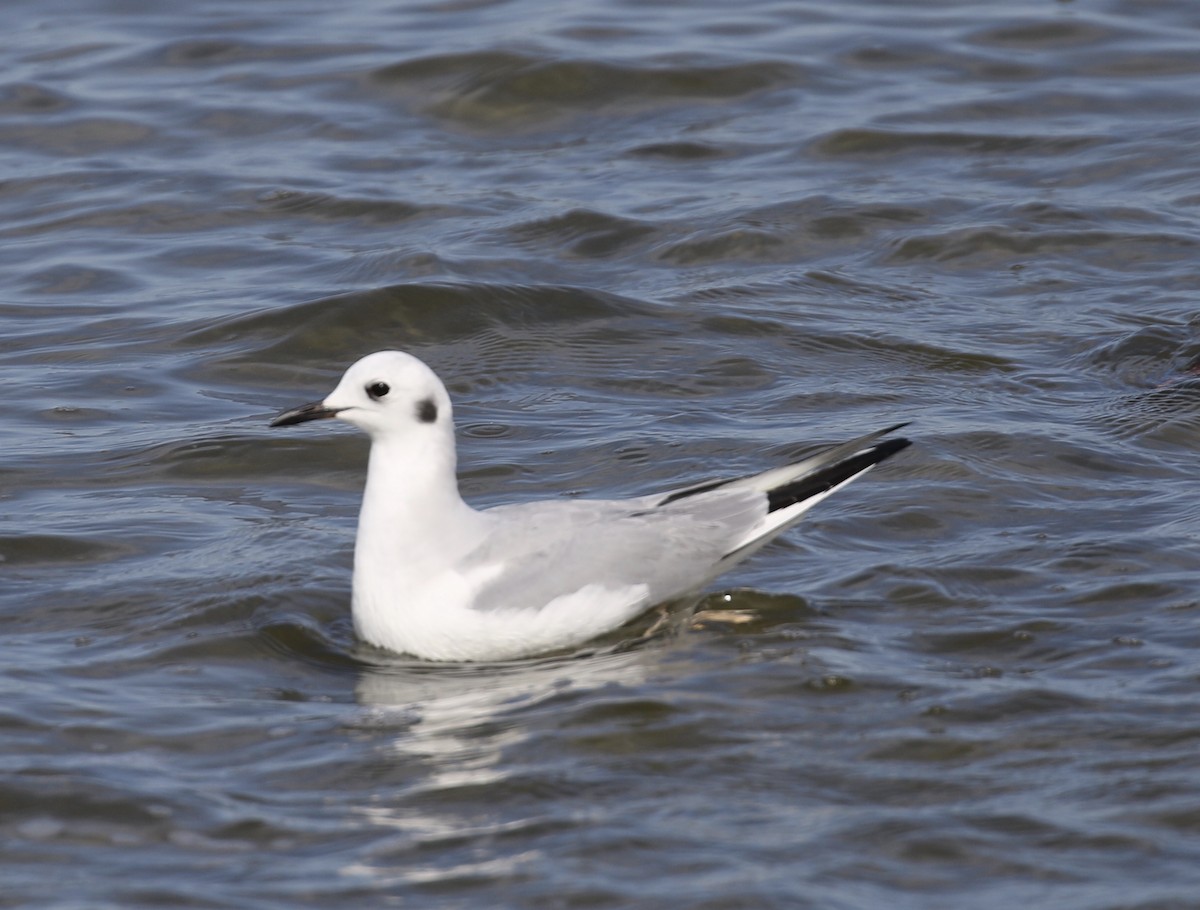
[465, 485, 770, 614]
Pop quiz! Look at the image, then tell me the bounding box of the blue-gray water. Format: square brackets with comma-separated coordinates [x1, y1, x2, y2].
[4, 0, 1200, 906]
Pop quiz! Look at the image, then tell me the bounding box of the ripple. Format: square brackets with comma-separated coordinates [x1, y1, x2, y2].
[625, 140, 729, 160]
[507, 208, 658, 258]
[0, 533, 135, 568]
[814, 127, 1099, 158]
[968, 18, 1120, 50]
[367, 51, 804, 128]
[0, 82, 77, 114]
[254, 614, 363, 674]
[0, 117, 156, 156]
[257, 189, 447, 225]
[886, 224, 1200, 271]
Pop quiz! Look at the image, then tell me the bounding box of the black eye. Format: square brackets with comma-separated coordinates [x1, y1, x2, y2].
[366, 381, 390, 400]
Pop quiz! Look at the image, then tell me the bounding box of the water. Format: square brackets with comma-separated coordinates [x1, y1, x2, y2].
[3, 0, 1200, 905]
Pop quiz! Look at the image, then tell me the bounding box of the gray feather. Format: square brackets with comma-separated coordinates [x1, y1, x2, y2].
[465, 488, 766, 612]
[464, 423, 910, 614]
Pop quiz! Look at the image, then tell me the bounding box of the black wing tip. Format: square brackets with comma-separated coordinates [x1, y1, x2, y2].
[654, 424, 913, 510]
[874, 435, 912, 459]
[766, 431, 911, 513]
[868, 423, 912, 459]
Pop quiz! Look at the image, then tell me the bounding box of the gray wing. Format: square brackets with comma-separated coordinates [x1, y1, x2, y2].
[463, 423, 910, 614]
[464, 489, 769, 612]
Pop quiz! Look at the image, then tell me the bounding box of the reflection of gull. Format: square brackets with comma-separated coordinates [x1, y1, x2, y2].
[271, 350, 910, 661]
[345, 646, 658, 883]
[354, 644, 656, 755]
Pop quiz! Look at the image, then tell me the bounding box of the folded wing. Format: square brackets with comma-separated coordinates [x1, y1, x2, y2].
[465, 424, 911, 614]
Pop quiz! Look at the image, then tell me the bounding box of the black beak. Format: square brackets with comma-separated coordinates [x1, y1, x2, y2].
[270, 400, 343, 428]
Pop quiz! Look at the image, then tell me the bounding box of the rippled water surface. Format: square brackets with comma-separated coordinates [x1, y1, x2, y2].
[4, 0, 1200, 906]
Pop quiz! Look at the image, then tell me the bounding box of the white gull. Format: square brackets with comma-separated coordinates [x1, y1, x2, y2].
[271, 351, 910, 662]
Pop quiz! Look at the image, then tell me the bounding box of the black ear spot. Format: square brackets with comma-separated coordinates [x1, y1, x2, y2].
[366, 381, 390, 400]
[416, 398, 438, 423]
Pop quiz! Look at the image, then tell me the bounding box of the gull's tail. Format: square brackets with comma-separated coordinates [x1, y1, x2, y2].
[736, 422, 911, 556]
[660, 423, 912, 562]
[760, 423, 911, 514]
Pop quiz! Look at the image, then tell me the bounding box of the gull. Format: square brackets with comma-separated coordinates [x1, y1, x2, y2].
[270, 351, 910, 662]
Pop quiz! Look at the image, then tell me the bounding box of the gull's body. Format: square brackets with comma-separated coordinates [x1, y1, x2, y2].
[271, 351, 910, 662]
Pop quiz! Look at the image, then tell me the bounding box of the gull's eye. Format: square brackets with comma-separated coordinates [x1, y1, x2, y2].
[366, 381, 390, 400]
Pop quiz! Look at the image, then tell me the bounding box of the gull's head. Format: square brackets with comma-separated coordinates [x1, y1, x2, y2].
[270, 351, 452, 441]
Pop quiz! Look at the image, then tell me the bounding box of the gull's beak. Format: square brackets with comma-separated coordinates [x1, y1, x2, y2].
[270, 400, 343, 428]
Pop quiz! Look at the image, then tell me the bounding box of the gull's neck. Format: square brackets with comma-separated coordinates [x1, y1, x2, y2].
[355, 430, 482, 571]
[350, 426, 492, 656]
